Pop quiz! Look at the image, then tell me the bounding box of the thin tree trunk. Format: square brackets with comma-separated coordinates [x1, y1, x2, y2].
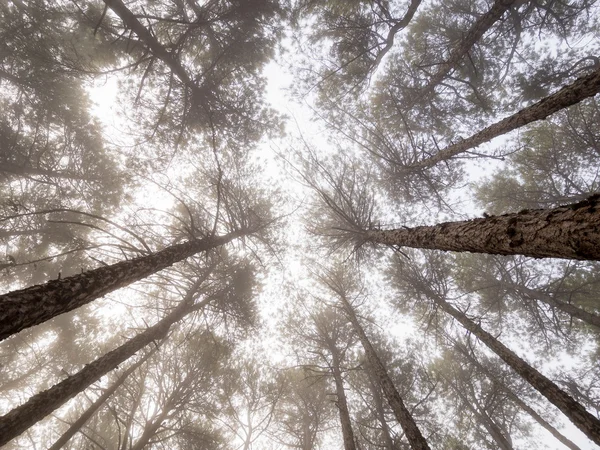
[103, 0, 193, 86]
[435, 296, 600, 445]
[0, 229, 248, 341]
[330, 349, 357, 450]
[453, 342, 582, 450]
[0, 294, 209, 446]
[339, 297, 431, 450]
[130, 403, 173, 450]
[414, 0, 517, 102]
[363, 195, 600, 260]
[0, 162, 97, 182]
[47, 345, 158, 450]
[366, 368, 398, 450]
[409, 67, 600, 170]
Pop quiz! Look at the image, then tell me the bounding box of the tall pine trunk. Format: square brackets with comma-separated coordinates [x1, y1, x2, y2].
[0, 229, 246, 341]
[47, 345, 158, 450]
[329, 347, 357, 450]
[0, 296, 208, 446]
[366, 369, 398, 450]
[339, 296, 431, 450]
[363, 195, 600, 260]
[414, 0, 516, 103]
[435, 295, 600, 445]
[409, 67, 600, 170]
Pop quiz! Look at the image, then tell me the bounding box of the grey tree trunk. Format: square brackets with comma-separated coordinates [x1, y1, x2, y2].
[339, 296, 431, 450]
[0, 229, 246, 341]
[0, 296, 208, 446]
[47, 346, 158, 450]
[366, 368, 398, 450]
[436, 296, 600, 445]
[329, 348, 357, 450]
[363, 195, 600, 260]
[409, 67, 600, 170]
[414, 0, 517, 103]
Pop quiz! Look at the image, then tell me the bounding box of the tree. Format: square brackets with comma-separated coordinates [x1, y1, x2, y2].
[319, 266, 431, 450]
[388, 253, 600, 445]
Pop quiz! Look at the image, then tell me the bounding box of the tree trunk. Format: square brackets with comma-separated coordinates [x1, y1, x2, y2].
[363, 195, 600, 260]
[454, 343, 582, 450]
[409, 67, 600, 170]
[366, 368, 398, 450]
[340, 297, 431, 450]
[47, 345, 158, 450]
[330, 349, 357, 450]
[0, 229, 247, 341]
[414, 0, 517, 102]
[436, 296, 600, 445]
[0, 295, 208, 446]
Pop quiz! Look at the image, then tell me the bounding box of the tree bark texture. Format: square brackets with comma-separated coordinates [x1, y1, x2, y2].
[415, 0, 517, 102]
[411, 67, 600, 170]
[0, 230, 245, 341]
[0, 297, 206, 446]
[438, 297, 600, 445]
[340, 297, 431, 450]
[47, 346, 158, 450]
[364, 195, 600, 260]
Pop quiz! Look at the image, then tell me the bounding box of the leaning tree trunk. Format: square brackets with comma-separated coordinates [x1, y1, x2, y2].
[339, 296, 431, 450]
[409, 66, 600, 170]
[413, 0, 517, 103]
[366, 369, 398, 450]
[363, 195, 600, 260]
[453, 342, 582, 450]
[329, 347, 357, 450]
[0, 295, 209, 447]
[0, 229, 247, 341]
[47, 345, 159, 450]
[435, 296, 600, 445]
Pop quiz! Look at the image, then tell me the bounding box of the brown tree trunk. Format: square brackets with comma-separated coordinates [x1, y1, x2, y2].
[339, 297, 431, 450]
[0, 229, 247, 341]
[0, 295, 208, 446]
[409, 67, 600, 170]
[363, 195, 600, 260]
[330, 348, 357, 450]
[47, 346, 158, 450]
[436, 296, 600, 445]
[414, 0, 517, 102]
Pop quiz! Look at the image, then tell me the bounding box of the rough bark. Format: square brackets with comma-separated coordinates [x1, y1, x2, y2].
[414, 0, 517, 102]
[0, 229, 246, 341]
[454, 344, 582, 450]
[363, 195, 600, 260]
[340, 297, 431, 450]
[437, 297, 600, 445]
[330, 348, 357, 450]
[410, 67, 600, 170]
[0, 295, 209, 447]
[47, 346, 158, 450]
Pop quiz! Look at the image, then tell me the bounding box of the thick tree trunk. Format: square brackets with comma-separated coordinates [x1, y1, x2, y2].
[0, 229, 246, 341]
[455, 344, 582, 450]
[340, 297, 431, 450]
[415, 0, 517, 102]
[330, 349, 357, 450]
[47, 346, 158, 450]
[0, 296, 208, 446]
[436, 296, 600, 445]
[363, 195, 600, 260]
[410, 67, 600, 170]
